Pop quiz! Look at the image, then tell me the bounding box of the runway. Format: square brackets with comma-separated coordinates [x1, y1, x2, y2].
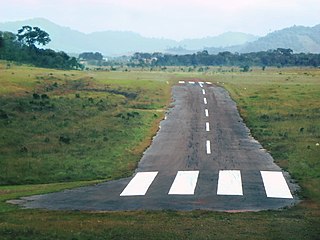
[13, 81, 299, 211]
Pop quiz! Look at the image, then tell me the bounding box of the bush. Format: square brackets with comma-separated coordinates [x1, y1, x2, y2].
[59, 135, 71, 144]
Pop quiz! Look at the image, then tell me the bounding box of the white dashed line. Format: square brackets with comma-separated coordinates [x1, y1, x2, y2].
[178, 81, 185, 84]
[168, 171, 199, 195]
[202, 89, 206, 95]
[206, 140, 211, 154]
[120, 172, 158, 196]
[206, 82, 212, 85]
[189, 81, 195, 84]
[217, 170, 243, 196]
[206, 122, 210, 132]
[261, 171, 293, 199]
[204, 98, 207, 104]
[199, 82, 204, 88]
[205, 109, 209, 117]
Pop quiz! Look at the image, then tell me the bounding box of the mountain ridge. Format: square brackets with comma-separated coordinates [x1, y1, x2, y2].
[206, 24, 320, 54]
[0, 18, 258, 55]
[1, 18, 319, 55]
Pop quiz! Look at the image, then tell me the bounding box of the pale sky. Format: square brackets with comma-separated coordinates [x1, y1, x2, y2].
[1, 0, 319, 40]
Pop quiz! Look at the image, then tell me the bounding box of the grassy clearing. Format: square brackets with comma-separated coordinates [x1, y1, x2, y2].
[0, 62, 174, 184]
[0, 64, 319, 239]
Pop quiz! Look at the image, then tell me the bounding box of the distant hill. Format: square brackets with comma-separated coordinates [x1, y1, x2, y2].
[0, 18, 176, 55]
[179, 32, 258, 49]
[206, 25, 320, 54]
[1, 18, 319, 55]
[0, 18, 259, 55]
[240, 25, 320, 53]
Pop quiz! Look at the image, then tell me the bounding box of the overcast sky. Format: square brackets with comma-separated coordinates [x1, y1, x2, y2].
[1, 0, 319, 40]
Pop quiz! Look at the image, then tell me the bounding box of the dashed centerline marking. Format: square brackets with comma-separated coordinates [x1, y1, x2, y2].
[168, 171, 199, 195]
[120, 172, 158, 196]
[202, 89, 206, 95]
[204, 98, 207, 104]
[205, 109, 209, 117]
[217, 170, 243, 196]
[199, 82, 204, 88]
[261, 171, 293, 199]
[206, 122, 210, 132]
[206, 140, 211, 154]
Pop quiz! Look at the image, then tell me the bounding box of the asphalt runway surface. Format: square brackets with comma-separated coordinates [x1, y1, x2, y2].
[12, 81, 299, 211]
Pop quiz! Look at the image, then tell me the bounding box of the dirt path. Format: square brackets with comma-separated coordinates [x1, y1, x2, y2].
[12, 82, 299, 211]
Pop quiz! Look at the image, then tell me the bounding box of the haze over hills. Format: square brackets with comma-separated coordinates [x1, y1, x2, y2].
[1, 18, 319, 55]
[206, 24, 320, 54]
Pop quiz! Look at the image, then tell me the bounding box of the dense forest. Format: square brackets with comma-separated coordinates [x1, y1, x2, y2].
[130, 49, 320, 68]
[0, 27, 83, 70]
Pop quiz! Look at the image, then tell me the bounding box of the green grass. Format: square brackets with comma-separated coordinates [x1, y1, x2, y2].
[0, 63, 319, 239]
[201, 68, 320, 203]
[0, 62, 175, 185]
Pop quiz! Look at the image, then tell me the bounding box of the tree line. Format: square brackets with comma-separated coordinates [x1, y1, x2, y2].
[130, 49, 320, 68]
[0, 26, 83, 70]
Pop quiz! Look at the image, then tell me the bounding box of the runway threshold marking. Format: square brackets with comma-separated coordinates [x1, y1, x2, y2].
[206, 140, 211, 154]
[260, 171, 293, 199]
[206, 122, 210, 131]
[202, 89, 206, 95]
[168, 171, 199, 195]
[217, 170, 243, 195]
[120, 172, 158, 196]
[205, 109, 209, 117]
[204, 98, 207, 104]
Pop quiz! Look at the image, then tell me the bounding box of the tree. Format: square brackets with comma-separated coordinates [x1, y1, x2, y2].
[17, 26, 51, 47]
[79, 52, 103, 61]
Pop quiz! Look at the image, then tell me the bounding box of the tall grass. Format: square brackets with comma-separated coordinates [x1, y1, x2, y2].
[0, 62, 172, 184]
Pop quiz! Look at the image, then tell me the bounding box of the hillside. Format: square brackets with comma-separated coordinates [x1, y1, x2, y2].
[240, 25, 320, 53]
[0, 18, 258, 55]
[179, 32, 258, 49]
[0, 18, 177, 55]
[206, 25, 320, 54]
[1, 18, 319, 55]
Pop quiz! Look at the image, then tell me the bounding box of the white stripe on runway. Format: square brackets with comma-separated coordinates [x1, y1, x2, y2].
[206, 82, 212, 84]
[168, 171, 199, 195]
[206, 122, 210, 132]
[189, 81, 195, 84]
[260, 171, 293, 199]
[205, 109, 209, 117]
[120, 172, 158, 196]
[206, 140, 211, 154]
[199, 82, 204, 87]
[217, 170, 243, 195]
[204, 98, 207, 104]
[178, 81, 185, 84]
[202, 89, 206, 95]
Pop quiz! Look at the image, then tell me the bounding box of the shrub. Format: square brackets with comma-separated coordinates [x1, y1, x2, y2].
[0, 109, 8, 119]
[59, 135, 71, 144]
[33, 93, 40, 99]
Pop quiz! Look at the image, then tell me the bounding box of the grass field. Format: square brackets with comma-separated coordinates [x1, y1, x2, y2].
[0, 63, 173, 185]
[0, 63, 319, 239]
